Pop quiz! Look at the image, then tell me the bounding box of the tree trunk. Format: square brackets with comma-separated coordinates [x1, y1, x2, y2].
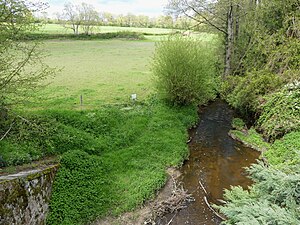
[75, 24, 79, 35]
[224, 3, 234, 78]
[235, 4, 240, 42]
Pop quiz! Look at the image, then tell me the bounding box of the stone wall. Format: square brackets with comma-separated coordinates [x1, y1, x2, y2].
[0, 165, 59, 225]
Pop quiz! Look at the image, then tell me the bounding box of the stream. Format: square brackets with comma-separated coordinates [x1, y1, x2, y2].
[157, 100, 260, 225]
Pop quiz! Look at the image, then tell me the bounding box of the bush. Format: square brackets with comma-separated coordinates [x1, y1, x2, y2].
[23, 31, 145, 41]
[222, 70, 283, 116]
[152, 35, 218, 106]
[231, 118, 246, 130]
[257, 82, 300, 140]
[265, 131, 300, 167]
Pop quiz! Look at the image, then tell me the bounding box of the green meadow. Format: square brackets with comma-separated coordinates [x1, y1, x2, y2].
[30, 28, 215, 110]
[38, 24, 176, 35]
[31, 39, 155, 109]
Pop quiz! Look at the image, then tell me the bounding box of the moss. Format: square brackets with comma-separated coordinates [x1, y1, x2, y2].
[26, 172, 43, 181]
[229, 128, 270, 152]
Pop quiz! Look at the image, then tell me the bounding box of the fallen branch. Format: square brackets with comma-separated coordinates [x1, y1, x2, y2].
[199, 180, 208, 195]
[204, 196, 226, 221]
[166, 212, 177, 225]
[199, 180, 226, 221]
[150, 176, 194, 220]
[0, 122, 14, 141]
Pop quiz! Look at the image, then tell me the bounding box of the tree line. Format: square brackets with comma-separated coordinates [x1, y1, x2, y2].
[35, 2, 197, 35]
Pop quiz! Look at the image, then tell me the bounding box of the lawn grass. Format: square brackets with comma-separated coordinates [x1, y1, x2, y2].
[28, 39, 155, 109]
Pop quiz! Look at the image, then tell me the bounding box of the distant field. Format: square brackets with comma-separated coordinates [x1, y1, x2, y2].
[30, 39, 155, 109]
[28, 28, 216, 110]
[37, 24, 176, 35]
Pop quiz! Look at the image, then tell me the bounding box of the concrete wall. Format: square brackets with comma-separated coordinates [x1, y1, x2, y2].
[0, 165, 59, 225]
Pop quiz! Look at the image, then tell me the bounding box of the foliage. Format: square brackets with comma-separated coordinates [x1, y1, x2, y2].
[257, 82, 300, 140]
[0, 0, 54, 109]
[47, 150, 111, 225]
[57, 2, 100, 35]
[152, 35, 218, 106]
[265, 131, 300, 167]
[222, 70, 283, 115]
[221, 0, 300, 114]
[218, 163, 300, 225]
[23, 31, 145, 41]
[12, 100, 198, 224]
[231, 118, 245, 130]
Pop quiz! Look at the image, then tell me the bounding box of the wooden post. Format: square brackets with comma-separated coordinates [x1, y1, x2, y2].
[80, 95, 83, 106]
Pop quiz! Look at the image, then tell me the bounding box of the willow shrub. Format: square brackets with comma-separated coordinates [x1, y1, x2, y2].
[152, 35, 218, 106]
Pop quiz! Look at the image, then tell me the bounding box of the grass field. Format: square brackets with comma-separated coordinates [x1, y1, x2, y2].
[27, 30, 217, 110]
[37, 24, 176, 35]
[30, 39, 155, 109]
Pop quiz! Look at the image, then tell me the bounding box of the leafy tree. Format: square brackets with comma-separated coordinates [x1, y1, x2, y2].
[0, 0, 54, 125]
[167, 0, 242, 78]
[57, 2, 100, 35]
[78, 3, 99, 35]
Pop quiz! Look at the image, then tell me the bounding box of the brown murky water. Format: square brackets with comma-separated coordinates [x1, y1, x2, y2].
[157, 100, 260, 225]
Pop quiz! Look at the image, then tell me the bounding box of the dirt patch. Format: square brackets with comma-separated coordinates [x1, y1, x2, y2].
[92, 167, 191, 225]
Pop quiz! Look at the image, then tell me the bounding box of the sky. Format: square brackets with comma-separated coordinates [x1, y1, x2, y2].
[43, 0, 169, 18]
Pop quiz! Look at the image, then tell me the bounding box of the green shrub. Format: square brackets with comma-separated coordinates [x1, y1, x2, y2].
[152, 35, 218, 106]
[231, 118, 246, 130]
[0, 141, 32, 166]
[23, 31, 145, 41]
[229, 128, 270, 151]
[257, 82, 300, 140]
[223, 70, 283, 115]
[265, 131, 300, 167]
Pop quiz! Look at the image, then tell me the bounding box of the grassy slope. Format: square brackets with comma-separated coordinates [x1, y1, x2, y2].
[29, 40, 155, 109]
[45, 102, 198, 224]
[229, 118, 300, 168]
